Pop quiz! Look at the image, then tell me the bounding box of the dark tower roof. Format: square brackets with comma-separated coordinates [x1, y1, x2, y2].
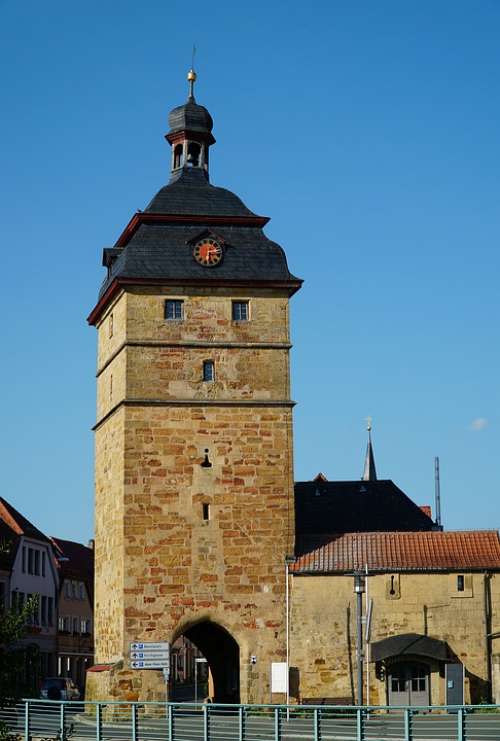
[144, 167, 255, 217]
[168, 99, 214, 138]
[294, 479, 437, 555]
[88, 71, 302, 324]
[167, 67, 214, 140]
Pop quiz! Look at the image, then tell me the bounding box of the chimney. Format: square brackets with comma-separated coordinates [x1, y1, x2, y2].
[419, 505, 432, 519]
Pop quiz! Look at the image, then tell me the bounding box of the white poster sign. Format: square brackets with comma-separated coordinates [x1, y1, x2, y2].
[271, 662, 288, 693]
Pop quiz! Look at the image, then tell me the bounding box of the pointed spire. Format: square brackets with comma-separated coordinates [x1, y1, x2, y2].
[187, 67, 197, 101]
[187, 45, 197, 100]
[362, 418, 377, 481]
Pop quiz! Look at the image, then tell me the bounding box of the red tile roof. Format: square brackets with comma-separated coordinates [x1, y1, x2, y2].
[291, 530, 500, 573]
[0, 497, 49, 542]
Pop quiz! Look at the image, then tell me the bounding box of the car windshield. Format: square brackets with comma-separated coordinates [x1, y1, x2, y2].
[42, 678, 65, 689]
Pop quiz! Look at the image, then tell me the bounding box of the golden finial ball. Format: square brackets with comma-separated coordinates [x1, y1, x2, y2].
[187, 69, 197, 82]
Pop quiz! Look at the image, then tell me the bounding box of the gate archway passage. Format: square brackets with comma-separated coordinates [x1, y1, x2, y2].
[176, 621, 240, 704]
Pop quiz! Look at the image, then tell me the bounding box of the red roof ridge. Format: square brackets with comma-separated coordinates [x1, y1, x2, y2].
[0, 498, 24, 535]
[292, 529, 500, 574]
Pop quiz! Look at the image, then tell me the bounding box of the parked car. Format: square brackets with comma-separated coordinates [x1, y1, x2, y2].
[40, 677, 80, 701]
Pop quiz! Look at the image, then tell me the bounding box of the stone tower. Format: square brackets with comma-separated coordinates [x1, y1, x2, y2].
[86, 71, 302, 704]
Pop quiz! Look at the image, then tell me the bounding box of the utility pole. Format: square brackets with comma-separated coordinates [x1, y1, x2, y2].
[434, 457, 442, 528]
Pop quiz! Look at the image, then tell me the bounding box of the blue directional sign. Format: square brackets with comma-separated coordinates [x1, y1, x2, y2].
[129, 642, 170, 671]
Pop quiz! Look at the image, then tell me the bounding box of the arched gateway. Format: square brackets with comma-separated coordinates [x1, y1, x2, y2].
[86, 68, 301, 704]
[175, 621, 240, 704]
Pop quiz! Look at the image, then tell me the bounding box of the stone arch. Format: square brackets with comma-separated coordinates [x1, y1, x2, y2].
[172, 619, 240, 704]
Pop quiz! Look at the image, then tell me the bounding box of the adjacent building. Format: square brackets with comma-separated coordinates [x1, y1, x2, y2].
[0, 498, 94, 692]
[291, 473, 500, 705]
[0, 497, 59, 679]
[52, 537, 94, 691]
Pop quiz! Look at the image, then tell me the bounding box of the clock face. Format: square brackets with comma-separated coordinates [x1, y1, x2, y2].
[193, 238, 223, 267]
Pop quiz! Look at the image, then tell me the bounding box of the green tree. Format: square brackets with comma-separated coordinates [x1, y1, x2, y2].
[0, 595, 40, 706]
[0, 538, 40, 739]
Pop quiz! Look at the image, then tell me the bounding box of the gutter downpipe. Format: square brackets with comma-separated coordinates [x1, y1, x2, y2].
[484, 571, 492, 701]
[285, 556, 294, 718]
[365, 564, 370, 708]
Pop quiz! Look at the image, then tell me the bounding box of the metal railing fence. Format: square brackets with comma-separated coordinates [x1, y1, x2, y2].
[1, 699, 500, 741]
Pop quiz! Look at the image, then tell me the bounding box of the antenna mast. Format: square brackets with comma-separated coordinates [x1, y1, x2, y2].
[434, 456, 442, 528]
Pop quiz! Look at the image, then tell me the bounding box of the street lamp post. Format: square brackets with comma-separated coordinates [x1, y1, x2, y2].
[354, 574, 366, 706]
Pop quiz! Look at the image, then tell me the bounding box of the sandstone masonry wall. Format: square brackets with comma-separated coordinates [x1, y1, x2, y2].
[291, 573, 496, 705]
[89, 286, 296, 703]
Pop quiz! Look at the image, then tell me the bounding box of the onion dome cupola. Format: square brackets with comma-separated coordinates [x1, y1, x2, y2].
[166, 68, 215, 178]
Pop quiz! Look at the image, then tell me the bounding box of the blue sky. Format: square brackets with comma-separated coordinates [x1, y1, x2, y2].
[0, 0, 499, 542]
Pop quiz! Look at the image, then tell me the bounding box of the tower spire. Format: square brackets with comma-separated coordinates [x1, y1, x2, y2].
[362, 418, 377, 481]
[187, 45, 197, 100]
[187, 67, 197, 100]
[166, 61, 215, 178]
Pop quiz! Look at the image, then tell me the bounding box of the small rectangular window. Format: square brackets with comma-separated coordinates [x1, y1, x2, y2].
[28, 548, 34, 574]
[47, 597, 53, 625]
[165, 300, 184, 321]
[34, 550, 40, 576]
[203, 360, 215, 382]
[457, 574, 465, 592]
[202, 503, 210, 521]
[42, 551, 46, 577]
[22, 546, 26, 573]
[232, 301, 249, 321]
[109, 313, 113, 338]
[41, 596, 47, 625]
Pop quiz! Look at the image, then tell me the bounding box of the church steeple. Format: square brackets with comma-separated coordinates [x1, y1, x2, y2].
[362, 419, 377, 481]
[165, 68, 215, 179]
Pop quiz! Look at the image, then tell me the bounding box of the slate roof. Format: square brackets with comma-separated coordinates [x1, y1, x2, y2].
[96, 168, 301, 301]
[145, 168, 255, 216]
[294, 480, 436, 554]
[291, 530, 500, 573]
[168, 99, 214, 137]
[0, 497, 50, 543]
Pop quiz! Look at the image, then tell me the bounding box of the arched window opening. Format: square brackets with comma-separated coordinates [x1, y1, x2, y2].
[173, 144, 183, 169]
[187, 142, 201, 168]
